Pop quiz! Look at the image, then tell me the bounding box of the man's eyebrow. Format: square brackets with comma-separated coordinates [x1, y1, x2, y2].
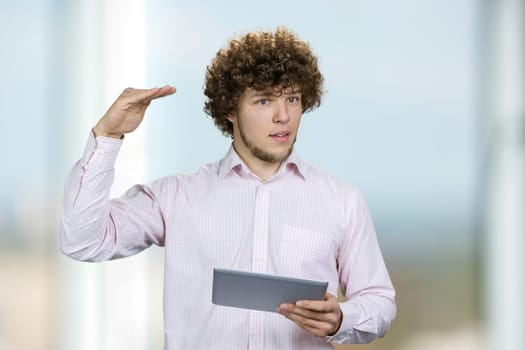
[248, 89, 302, 98]
[249, 91, 272, 98]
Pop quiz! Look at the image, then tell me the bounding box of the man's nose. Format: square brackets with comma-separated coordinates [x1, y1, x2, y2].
[273, 100, 291, 124]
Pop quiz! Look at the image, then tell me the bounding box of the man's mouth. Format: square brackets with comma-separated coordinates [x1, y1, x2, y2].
[270, 131, 291, 142]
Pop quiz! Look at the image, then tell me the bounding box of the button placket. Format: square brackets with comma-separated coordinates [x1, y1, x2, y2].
[248, 184, 270, 349]
[251, 184, 269, 273]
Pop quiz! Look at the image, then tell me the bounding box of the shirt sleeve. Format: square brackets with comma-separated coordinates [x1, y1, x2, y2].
[59, 131, 166, 262]
[327, 188, 397, 344]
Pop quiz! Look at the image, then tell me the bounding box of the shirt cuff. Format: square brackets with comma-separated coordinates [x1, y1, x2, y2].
[325, 300, 377, 344]
[325, 301, 355, 342]
[80, 129, 123, 170]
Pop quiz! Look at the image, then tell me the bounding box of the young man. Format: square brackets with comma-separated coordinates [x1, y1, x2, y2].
[60, 27, 396, 349]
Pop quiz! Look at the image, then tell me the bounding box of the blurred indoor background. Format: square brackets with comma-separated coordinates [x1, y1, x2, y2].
[1, 0, 523, 349]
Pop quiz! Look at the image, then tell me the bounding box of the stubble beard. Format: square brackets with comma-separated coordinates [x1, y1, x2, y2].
[238, 122, 296, 164]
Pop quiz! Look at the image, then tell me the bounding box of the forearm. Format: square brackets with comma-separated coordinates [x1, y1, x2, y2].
[60, 132, 122, 262]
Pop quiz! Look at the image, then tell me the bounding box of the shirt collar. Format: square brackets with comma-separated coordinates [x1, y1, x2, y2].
[218, 144, 308, 181]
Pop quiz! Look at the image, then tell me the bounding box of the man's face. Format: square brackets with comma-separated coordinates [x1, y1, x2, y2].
[228, 87, 303, 169]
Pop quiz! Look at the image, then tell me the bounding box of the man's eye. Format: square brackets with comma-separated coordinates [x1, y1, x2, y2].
[258, 99, 269, 105]
[288, 96, 300, 104]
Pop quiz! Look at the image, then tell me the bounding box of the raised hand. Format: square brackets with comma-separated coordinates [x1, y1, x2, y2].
[93, 85, 177, 138]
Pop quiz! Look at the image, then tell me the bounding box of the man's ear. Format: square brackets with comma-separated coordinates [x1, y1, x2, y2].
[226, 112, 236, 124]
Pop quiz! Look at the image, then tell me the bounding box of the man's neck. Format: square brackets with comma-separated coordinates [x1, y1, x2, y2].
[232, 145, 282, 181]
[248, 161, 282, 181]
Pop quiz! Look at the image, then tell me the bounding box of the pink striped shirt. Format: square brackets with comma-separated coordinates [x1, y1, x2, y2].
[60, 133, 396, 349]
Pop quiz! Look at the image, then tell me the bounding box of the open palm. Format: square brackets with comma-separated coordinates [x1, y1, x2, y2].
[94, 85, 176, 138]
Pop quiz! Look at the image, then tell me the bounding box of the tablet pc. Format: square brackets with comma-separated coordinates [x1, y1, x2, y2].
[212, 268, 328, 313]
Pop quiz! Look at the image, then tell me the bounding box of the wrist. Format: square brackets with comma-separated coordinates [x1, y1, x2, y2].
[328, 309, 343, 336]
[92, 125, 123, 139]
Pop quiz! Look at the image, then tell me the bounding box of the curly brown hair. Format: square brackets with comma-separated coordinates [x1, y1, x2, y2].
[203, 26, 324, 137]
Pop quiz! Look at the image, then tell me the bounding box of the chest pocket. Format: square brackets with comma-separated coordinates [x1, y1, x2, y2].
[278, 225, 336, 280]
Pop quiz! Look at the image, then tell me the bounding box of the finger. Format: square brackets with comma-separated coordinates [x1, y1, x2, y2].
[280, 303, 339, 324]
[279, 307, 336, 337]
[121, 85, 176, 105]
[150, 85, 177, 100]
[279, 303, 322, 319]
[296, 292, 339, 312]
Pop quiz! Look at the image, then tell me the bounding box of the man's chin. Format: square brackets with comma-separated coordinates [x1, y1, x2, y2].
[252, 146, 293, 164]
